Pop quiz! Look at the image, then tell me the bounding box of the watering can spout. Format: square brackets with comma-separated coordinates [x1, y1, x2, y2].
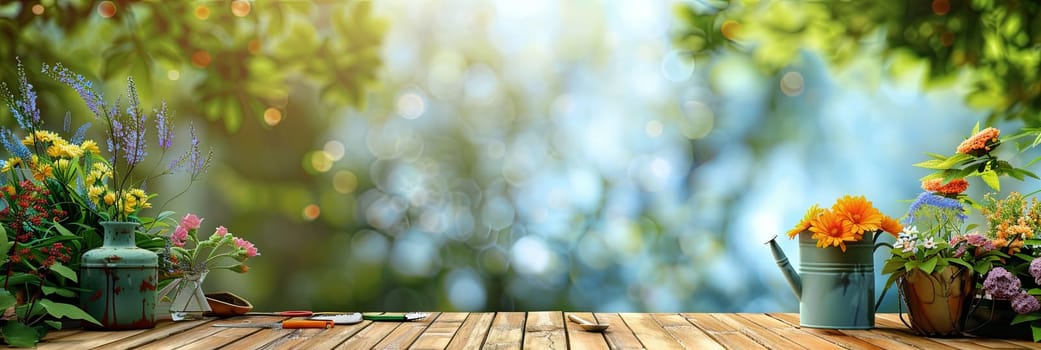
[765, 234, 801, 301]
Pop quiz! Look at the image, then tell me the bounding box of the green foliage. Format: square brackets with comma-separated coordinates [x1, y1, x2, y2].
[0, 1, 385, 132]
[673, 0, 1041, 124]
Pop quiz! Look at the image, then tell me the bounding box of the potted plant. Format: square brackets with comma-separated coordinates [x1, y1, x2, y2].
[766, 195, 902, 329]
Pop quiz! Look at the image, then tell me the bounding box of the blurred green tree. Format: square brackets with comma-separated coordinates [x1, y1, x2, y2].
[673, 0, 1041, 123]
[0, 0, 384, 131]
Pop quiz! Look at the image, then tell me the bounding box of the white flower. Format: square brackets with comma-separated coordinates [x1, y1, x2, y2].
[901, 240, 918, 254]
[922, 237, 936, 249]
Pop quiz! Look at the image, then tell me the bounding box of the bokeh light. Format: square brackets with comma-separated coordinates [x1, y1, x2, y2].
[231, 0, 251, 17]
[332, 171, 358, 194]
[780, 71, 805, 96]
[167, 70, 180, 81]
[323, 141, 345, 161]
[31, 4, 44, 15]
[263, 108, 282, 126]
[303, 204, 321, 221]
[396, 92, 425, 120]
[195, 5, 211, 20]
[191, 50, 212, 68]
[97, 1, 116, 18]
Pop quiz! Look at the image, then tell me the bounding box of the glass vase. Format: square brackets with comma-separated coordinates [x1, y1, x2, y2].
[167, 270, 211, 321]
[80, 221, 159, 330]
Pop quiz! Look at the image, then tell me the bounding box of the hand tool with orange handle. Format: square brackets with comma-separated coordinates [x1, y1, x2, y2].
[212, 319, 334, 329]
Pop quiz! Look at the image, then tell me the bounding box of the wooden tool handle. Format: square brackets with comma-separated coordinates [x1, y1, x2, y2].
[568, 314, 593, 325]
[282, 319, 334, 329]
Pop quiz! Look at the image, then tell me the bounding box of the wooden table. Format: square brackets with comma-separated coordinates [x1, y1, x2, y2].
[24, 312, 1041, 349]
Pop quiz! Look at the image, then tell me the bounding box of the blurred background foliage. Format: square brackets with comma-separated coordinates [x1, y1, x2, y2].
[673, 0, 1041, 123]
[2, 0, 1039, 314]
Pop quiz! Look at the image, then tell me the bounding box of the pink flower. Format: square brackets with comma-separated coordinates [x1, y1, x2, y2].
[171, 226, 189, 247]
[215, 226, 228, 237]
[234, 237, 259, 258]
[180, 213, 203, 230]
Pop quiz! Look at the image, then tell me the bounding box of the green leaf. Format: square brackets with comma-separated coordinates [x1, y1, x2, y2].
[53, 223, 75, 237]
[1012, 313, 1041, 325]
[50, 263, 77, 283]
[1, 321, 39, 348]
[1029, 288, 1041, 296]
[947, 258, 973, 270]
[0, 289, 15, 310]
[44, 320, 62, 330]
[981, 169, 1000, 191]
[920, 256, 939, 274]
[905, 260, 919, 272]
[882, 259, 905, 274]
[972, 121, 981, 134]
[1034, 323, 1041, 342]
[40, 285, 76, 298]
[38, 300, 102, 326]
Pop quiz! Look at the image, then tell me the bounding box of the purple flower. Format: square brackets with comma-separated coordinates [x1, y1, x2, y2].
[1012, 291, 1041, 314]
[155, 100, 173, 150]
[121, 77, 147, 165]
[1031, 258, 1041, 285]
[72, 122, 91, 145]
[43, 62, 106, 119]
[906, 192, 967, 223]
[2, 58, 41, 130]
[984, 267, 1022, 299]
[1, 128, 31, 161]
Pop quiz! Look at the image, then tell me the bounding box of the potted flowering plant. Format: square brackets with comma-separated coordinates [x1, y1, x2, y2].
[880, 181, 1001, 336]
[887, 124, 1041, 338]
[0, 59, 215, 343]
[767, 195, 901, 329]
[159, 213, 259, 321]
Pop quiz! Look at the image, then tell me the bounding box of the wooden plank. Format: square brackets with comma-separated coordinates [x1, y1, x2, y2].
[409, 312, 467, 350]
[522, 311, 566, 350]
[131, 316, 280, 349]
[737, 314, 846, 349]
[284, 320, 374, 349]
[334, 320, 401, 349]
[651, 313, 724, 350]
[618, 313, 683, 349]
[372, 312, 440, 349]
[685, 313, 767, 349]
[596, 312, 645, 350]
[444, 312, 495, 350]
[565, 312, 609, 350]
[709, 314, 809, 349]
[89, 319, 212, 349]
[35, 327, 149, 350]
[482, 312, 525, 350]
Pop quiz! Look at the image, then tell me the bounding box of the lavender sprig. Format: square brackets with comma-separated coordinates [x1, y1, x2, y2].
[42, 63, 105, 119]
[2, 58, 41, 130]
[155, 100, 173, 150]
[0, 128, 31, 161]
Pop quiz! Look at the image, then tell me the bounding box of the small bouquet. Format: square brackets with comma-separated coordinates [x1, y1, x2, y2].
[786, 195, 902, 251]
[159, 213, 259, 320]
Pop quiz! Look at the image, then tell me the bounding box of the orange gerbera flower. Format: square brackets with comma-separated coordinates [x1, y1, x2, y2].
[879, 215, 903, 237]
[921, 178, 969, 195]
[956, 127, 1000, 155]
[786, 204, 824, 238]
[809, 210, 856, 252]
[832, 195, 883, 239]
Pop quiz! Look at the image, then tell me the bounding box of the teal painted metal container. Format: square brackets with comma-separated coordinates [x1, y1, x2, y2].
[797, 231, 876, 329]
[80, 221, 158, 330]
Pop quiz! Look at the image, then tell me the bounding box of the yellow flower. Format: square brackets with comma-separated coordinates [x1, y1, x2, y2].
[1, 157, 21, 173]
[22, 130, 60, 145]
[103, 192, 116, 206]
[786, 204, 823, 238]
[55, 159, 71, 172]
[88, 186, 105, 201]
[47, 143, 84, 159]
[80, 140, 101, 154]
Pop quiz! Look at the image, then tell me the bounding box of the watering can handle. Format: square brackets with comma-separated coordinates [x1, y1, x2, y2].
[872, 231, 895, 312]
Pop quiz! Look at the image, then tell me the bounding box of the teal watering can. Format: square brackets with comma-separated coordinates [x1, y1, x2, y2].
[765, 232, 889, 329]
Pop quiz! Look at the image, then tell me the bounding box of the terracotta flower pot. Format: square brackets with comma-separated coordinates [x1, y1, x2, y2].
[898, 265, 974, 337]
